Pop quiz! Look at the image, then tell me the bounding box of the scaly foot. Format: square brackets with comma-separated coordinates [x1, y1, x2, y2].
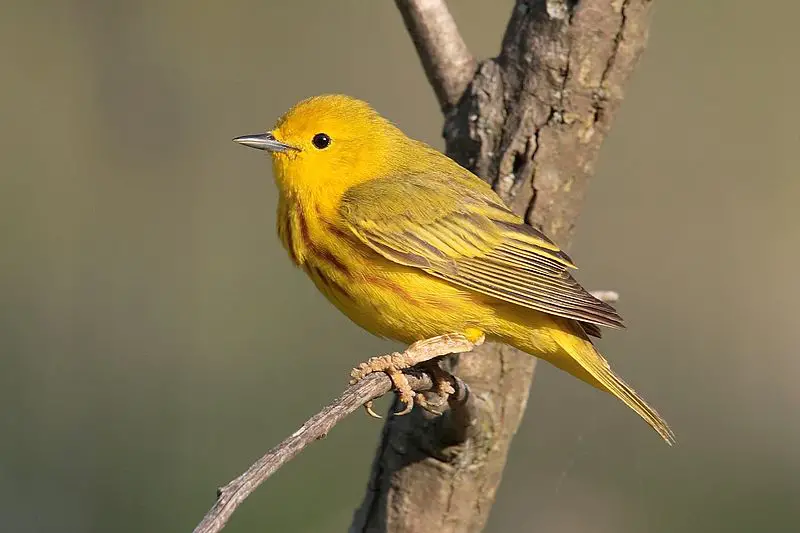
[414, 361, 456, 414]
[349, 332, 484, 417]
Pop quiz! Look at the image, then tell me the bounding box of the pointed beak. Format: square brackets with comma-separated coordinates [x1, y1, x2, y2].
[232, 132, 298, 153]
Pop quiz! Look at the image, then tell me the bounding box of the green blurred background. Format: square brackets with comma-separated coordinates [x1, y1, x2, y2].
[2, 1, 799, 532]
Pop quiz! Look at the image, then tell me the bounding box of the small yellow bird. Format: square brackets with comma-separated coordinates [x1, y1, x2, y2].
[234, 94, 674, 444]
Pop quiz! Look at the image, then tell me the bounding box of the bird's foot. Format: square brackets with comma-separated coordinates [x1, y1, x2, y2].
[349, 332, 483, 418]
[350, 351, 417, 417]
[414, 362, 457, 415]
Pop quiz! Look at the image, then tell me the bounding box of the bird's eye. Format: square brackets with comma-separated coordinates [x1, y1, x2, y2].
[312, 133, 331, 150]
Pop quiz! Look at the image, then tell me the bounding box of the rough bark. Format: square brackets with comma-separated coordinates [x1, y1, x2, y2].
[350, 1, 654, 532]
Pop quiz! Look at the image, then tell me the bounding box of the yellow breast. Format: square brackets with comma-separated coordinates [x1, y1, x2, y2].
[276, 196, 487, 343]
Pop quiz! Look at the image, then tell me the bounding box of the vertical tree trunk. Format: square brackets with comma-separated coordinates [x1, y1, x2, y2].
[350, 1, 655, 532]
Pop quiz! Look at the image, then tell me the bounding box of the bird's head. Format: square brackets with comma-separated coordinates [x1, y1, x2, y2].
[234, 94, 407, 198]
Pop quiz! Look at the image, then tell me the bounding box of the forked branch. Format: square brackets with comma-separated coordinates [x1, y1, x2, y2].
[394, 0, 476, 111]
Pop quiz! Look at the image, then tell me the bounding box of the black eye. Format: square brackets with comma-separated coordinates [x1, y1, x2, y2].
[312, 133, 331, 149]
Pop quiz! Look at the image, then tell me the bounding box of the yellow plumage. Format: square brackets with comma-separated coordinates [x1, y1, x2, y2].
[236, 94, 674, 444]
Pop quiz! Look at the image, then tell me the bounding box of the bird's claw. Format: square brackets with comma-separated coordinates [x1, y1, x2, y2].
[414, 393, 445, 415]
[361, 390, 416, 418]
[363, 400, 382, 419]
[393, 395, 415, 416]
[416, 361, 456, 413]
[352, 362, 455, 418]
[349, 333, 477, 419]
[351, 351, 417, 418]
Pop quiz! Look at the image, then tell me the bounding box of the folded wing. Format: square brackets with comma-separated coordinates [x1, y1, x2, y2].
[340, 172, 623, 331]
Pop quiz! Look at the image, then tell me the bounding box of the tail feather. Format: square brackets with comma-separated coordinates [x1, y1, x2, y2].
[547, 320, 676, 445]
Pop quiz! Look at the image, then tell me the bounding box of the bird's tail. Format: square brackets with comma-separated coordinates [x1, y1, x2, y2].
[517, 318, 675, 445]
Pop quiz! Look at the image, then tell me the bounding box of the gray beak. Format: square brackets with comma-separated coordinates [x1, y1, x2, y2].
[232, 132, 298, 152]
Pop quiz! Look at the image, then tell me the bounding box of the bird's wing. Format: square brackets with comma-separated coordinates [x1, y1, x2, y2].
[340, 173, 623, 329]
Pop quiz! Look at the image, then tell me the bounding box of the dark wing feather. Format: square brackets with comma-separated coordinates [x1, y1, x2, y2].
[341, 172, 623, 329]
[580, 322, 603, 338]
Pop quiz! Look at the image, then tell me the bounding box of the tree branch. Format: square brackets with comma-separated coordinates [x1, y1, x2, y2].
[194, 2, 651, 532]
[192, 372, 441, 533]
[590, 290, 619, 303]
[192, 332, 487, 533]
[351, 2, 655, 532]
[395, 0, 476, 111]
[192, 288, 619, 533]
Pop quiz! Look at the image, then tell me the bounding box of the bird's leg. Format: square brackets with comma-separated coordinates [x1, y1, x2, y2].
[349, 332, 484, 417]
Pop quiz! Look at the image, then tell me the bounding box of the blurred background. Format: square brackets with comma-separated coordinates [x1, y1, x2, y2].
[2, 1, 799, 532]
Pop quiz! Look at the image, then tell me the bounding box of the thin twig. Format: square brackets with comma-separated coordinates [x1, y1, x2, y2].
[395, 0, 476, 111]
[590, 290, 619, 303]
[192, 290, 617, 533]
[192, 372, 430, 533]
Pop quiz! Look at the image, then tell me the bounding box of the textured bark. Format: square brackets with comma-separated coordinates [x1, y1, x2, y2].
[350, 1, 654, 532]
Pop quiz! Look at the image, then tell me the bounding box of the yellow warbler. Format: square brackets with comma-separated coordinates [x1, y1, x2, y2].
[234, 94, 674, 444]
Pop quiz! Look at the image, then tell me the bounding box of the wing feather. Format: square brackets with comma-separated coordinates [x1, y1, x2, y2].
[341, 172, 623, 329]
